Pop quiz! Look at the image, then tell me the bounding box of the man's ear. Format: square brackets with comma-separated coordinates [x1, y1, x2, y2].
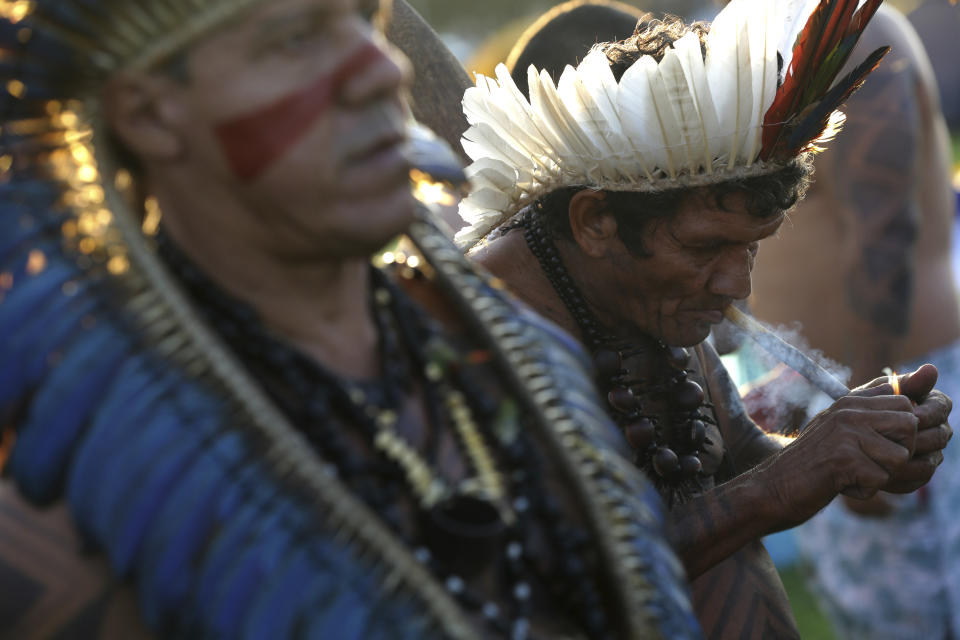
[102, 72, 185, 162]
[568, 189, 619, 258]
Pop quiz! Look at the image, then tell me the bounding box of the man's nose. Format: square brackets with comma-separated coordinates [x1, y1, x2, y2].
[338, 31, 410, 107]
[708, 248, 753, 300]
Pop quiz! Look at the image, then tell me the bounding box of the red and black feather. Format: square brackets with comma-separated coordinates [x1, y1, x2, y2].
[784, 45, 890, 155]
[760, 0, 889, 160]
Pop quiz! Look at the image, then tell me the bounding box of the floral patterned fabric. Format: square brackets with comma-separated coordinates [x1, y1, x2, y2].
[798, 340, 960, 640]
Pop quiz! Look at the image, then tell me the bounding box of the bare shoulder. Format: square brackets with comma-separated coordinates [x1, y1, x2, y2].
[0, 481, 151, 640]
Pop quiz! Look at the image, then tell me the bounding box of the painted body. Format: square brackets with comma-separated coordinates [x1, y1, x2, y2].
[214, 43, 384, 182]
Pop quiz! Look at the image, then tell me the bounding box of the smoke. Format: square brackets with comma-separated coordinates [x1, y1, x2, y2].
[734, 319, 851, 434]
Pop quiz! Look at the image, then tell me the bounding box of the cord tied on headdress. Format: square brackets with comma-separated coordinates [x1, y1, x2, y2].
[456, 0, 889, 249]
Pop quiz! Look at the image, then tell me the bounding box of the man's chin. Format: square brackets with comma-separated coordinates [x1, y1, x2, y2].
[660, 324, 713, 348]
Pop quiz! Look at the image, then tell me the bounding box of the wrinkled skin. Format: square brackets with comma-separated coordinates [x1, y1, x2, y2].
[474, 187, 953, 638]
[548, 190, 777, 348]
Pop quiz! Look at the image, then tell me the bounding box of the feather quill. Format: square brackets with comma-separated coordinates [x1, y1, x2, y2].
[785, 45, 889, 154]
[461, 121, 530, 170]
[744, 0, 780, 164]
[706, 0, 754, 169]
[762, 0, 885, 158]
[673, 31, 721, 173]
[618, 55, 681, 179]
[493, 64, 567, 178]
[558, 68, 627, 180]
[658, 49, 706, 174]
[576, 49, 644, 180]
[463, 76, 555, 174]
[528, 66, 594, 172]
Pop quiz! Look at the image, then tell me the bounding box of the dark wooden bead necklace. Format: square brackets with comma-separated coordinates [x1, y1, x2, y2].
[156, 232, 614, 639]
[516, 208, 714, 503]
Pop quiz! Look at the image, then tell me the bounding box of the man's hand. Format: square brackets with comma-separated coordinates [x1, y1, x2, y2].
[867, 364, 952, 494]
[756, 365, 950, 528]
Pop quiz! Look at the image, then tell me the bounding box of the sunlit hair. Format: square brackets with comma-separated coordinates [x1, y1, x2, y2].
[598, 15, 711, 79]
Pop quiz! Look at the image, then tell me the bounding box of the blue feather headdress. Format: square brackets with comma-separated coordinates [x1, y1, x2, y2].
[0, 0, 487, 636]
[0, 1, 701, 637]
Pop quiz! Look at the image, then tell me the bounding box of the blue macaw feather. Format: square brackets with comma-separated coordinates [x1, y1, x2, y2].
[66, 361, 174, 521]
[137, 464, 226, 631]
[10, 323, 132, 502]
[189, 474, 270, 616]
[94, 396, 226, 563]
[104, 435, 199, 575]
[91, 395, 214, 532]
[20, 291, 99, 381]
[0, 280, 97, 406]
[301, 585, 371, 640]
[239, 547, 315, 640]
[188, 486, 263, 629]
[0, 256, 74, 335]
[0, 212, 64, 267]
[208, 519, 295, 639]
[0, 180, 64, 224]
[132, 419, 248, 622]
[134, 427, 245, 580]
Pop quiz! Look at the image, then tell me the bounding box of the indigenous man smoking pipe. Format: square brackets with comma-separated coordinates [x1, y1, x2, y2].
[456, 0, 953, 637]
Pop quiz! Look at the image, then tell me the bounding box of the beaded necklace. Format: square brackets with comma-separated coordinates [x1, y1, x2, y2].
[155, 232, 615, 640]
[514, 208, 716, 504]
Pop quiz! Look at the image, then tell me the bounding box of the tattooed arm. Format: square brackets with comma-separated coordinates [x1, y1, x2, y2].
[668, 345, 791, 578]
[668, 347, 948, 579]
[698, 342, 789, 472]
[0, 481, 152, 640]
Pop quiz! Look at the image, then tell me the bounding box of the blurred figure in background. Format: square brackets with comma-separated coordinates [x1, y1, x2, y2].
[505, 0, 647, 97]
[747, 6, 960, 639]
[907, 0, 960, 131]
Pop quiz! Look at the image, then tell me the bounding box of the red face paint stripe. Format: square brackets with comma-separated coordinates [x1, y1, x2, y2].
[214, 43, 384, 183]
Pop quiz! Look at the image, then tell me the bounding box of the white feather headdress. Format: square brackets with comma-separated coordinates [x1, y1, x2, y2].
[456, 0, 889, 248]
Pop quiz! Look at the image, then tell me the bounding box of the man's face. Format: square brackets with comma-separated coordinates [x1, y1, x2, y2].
[591, 192, 784, 347]
[155, 0, 413, 257]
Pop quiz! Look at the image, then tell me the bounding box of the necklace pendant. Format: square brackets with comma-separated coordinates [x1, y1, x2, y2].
[422, 494, 509, 579]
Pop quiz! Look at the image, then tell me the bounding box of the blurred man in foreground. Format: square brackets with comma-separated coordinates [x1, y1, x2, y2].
[0, 0, 699, 637]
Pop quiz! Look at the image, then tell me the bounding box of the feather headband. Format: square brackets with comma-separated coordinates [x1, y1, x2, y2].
[1, 0, 270, 75]
[456, 0, 889, 249]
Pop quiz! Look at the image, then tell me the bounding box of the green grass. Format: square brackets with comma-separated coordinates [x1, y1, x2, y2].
[780, 565, 839, 640]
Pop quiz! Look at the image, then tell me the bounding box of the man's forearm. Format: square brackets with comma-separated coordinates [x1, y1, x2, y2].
[668, 467, 784, 579]
[727, 427, 791, 473]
